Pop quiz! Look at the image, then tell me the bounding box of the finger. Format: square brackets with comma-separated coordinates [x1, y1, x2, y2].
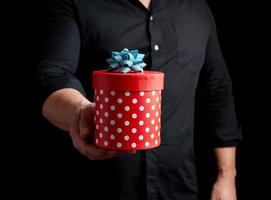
[79, 126, 93, 143]
[211, 193, 218, 200]
[69, 107, 80, 137]
[90, 149, 137, 159]
[80, 143, 116, 159]
[69, 110, 84, 152]
[79, 104, 95, 142]
[127, 150, 137, 154]
[70, 130, 87, 155]
[84, 149, 135, 160]
[114, 151, 137, 157]
[85, 151, 116, 160]
[76, 136, 137, 160]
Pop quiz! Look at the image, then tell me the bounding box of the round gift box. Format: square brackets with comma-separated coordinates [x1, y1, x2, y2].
[92, 70, 164, 150]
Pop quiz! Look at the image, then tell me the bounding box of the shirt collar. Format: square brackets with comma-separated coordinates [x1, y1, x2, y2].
[151, 0, 166, 15]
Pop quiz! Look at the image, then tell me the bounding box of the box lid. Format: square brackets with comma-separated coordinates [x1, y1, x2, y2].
[92, 70, 164, 91]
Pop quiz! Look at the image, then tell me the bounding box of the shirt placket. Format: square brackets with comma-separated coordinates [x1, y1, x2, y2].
[148, 13, 165, 70]
[145, 6, 164, 200]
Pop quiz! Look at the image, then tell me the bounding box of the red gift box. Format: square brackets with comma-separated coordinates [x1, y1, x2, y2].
[92, 70, 164, 150]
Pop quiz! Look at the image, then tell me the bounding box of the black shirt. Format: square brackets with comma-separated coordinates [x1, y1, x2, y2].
[36, 0, 242, 199]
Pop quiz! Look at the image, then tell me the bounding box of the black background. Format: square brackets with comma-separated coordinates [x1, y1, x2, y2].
[5, 0, 268, 199]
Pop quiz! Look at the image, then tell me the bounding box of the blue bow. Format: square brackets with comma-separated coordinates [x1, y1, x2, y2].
[106, 48, 146, 73]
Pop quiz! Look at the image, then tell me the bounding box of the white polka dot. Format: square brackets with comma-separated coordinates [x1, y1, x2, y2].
[100, 104, 104, 109]
[138, 135, 144, 141]
[117, 128, 122, 133]
[152, 105, 155, 110]
[156, 97, 159, 102]
[132, 128, 137, 133]
[159, 103, 161, 108]
[125, 91, 131, 96]
[104, 112, 109, 117]
[124, 135, 130, 141]
[124, 106, 130, 111]
[95, 138, 98, 144]
[156, 111, 159, 116]
[111, 91, 116, 96]
[152, 91, 156, 95]
[139, 120, 144, 126]
[146, 98, 151, 103]
[110, 134, 115, 140]
[155, 126, 159, 131]
[151, 134, 155, 139]
[158, 117, 161, 123]
[117, 113, 123, 118]
[145, 142, 150, 147]
[158, 131, 160, 136]
[104, 97, 109, 103]
[99, 118, 103, 124]
[117, 142, 122, 148]
[104, 141, 108, 146]
[96, 110, 99, 115]
[145, 127, 150, 133]
[151, 119, 155, 125]
[110, 120, 115, 125]
[96, 124, 99, 129]
[99, 132, 103, 138]
[96, 96, 99, 101]
[155, 140, 158, 145]
[117, 98, 123, 104]
[104, 126, 109, 132]
[132, 113, 137, 119]
[110, 105, 116, 111]
[139, 106, 144, 111]
[132, 98, 138, 104]
[100, 89, 104, 95]
[131, 143, 137, 148]
[146, 113, 150, 118]
[124, 121, 130, 126]
[159, 91, 161, 94]
[140, 91, 145, 96]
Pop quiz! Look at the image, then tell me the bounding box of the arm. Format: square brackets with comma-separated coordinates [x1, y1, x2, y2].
[215, 148, 236, 178]
[37, 0, 134, 160]
[42, 88, 123, 160]
[196, 4, 242, 200]
[212, 147, 237, 200]
[42, 88, 90, 132]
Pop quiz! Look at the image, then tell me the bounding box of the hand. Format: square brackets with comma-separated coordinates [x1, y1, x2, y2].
[211, 172, 237, 200]
[69, 102, 136, 160]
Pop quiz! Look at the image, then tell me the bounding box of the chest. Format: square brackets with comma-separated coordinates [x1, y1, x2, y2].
[77, 0, 211, 72]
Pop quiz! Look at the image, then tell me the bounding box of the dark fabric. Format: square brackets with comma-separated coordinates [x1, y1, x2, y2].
[35, 0, 242, 199]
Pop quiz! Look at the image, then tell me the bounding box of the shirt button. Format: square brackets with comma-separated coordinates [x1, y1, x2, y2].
[150, 16, 154, 21]
[154, 44, 159, 51]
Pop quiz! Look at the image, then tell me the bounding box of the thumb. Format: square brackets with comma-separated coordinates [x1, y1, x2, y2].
[79, 102, 95, 141]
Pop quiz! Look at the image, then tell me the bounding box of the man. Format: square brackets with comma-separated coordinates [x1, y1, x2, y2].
[36, 0, 242, 199]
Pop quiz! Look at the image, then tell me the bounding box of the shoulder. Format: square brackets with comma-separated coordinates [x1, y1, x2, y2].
[47, 0, 81, 18]
[169, 0, 213, 19]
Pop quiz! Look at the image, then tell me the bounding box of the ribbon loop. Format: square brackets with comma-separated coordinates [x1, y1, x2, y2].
[107, 48, 146, 73]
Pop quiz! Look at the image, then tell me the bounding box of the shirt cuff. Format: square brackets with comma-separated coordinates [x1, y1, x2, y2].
[209, 127, 242, 147]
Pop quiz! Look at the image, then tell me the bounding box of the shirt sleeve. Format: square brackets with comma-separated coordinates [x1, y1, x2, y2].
[35, 0, 85, 105]
[195, 7, 242, 147]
